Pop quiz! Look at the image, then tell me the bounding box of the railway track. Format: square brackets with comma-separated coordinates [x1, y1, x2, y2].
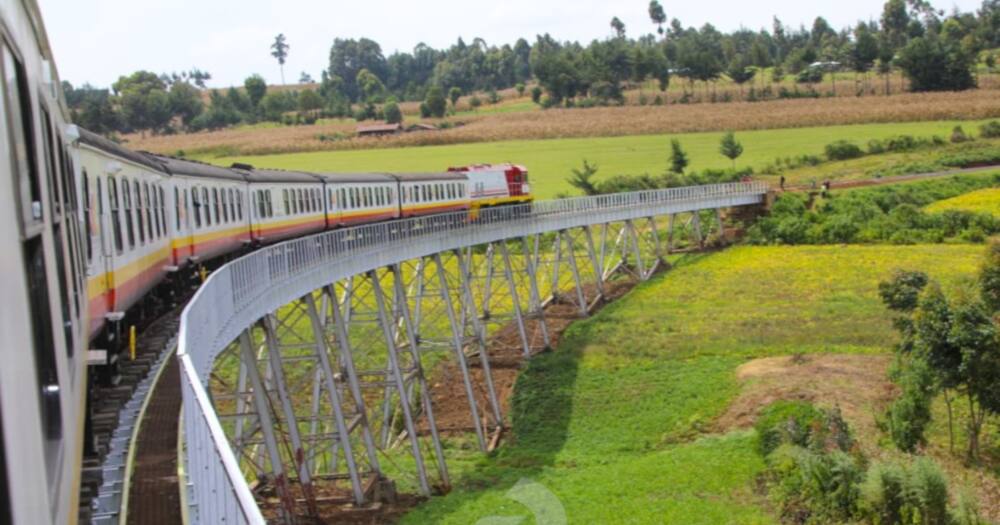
[80, 300, 187, 524]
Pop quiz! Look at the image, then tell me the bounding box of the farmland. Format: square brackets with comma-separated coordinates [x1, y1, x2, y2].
[925, 187, 1000, 215]
[398, 245, 991, 523]
[127, 89, 1000, 158]
[210, 119, 998, 200]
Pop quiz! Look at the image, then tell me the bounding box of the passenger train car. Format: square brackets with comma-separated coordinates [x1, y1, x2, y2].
[1, 0, 90, 523]
[1, 2, 533, 523]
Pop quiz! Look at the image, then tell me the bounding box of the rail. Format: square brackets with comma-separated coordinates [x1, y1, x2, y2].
[175, 181, 768, 524]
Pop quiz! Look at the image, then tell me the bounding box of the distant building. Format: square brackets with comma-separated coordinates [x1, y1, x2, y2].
[356, 123, 403, 137]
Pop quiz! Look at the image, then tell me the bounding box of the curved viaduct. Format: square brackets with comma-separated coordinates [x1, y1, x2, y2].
[169, 182, 768, 523]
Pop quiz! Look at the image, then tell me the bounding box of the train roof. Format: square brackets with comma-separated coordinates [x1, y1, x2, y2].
[145, 154, 246, 181]
[391, 172, 468, 182]
[76, 128, 167, 172]
[229, 164, 323, 183]
[314, 173, 398, 184]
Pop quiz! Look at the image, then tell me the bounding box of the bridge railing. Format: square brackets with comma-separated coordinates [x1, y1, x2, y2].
[175, 181, 768, 524]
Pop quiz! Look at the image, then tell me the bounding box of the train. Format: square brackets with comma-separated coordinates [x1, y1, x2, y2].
[1, 1, 533, 523]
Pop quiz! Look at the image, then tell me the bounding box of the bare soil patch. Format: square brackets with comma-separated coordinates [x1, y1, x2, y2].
[716, 353, 896, 456]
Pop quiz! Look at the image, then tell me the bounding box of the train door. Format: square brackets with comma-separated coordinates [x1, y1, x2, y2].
[100, 175, 120, 316]
[179, 181, 195, 263]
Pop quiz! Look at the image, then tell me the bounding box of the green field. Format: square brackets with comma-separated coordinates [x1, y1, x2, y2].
[213, 119, 995, 200]
[399, 245, 983, 523]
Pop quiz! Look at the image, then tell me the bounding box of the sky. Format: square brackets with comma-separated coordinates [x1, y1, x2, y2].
[39, 0, 983, 89]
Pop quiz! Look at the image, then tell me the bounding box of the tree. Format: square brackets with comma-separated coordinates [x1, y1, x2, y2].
[448, 86, 462, 107]
[719, 132, 744, 168]
[356, 68, 387, 102]
[112, 71, 173, 135]
[167, 81, 203, 128]
[851, 23, 880, 83]
[299, 72, 314, 84]
[298, 90, 324, 113]
[531, 85, 543, 104]
[423, 85, 447, 118]
[648, 1, 667, 35]
[469, 96, 482, 110]
[271, 33, 290, 84]
[244, 75, 267, 108]
[382, 98, 402, 124]
[668, 139, 689, 174]
[567, 160, 599, 195]
[515, 82, 526, 97]
[611, 17, 626, 39]
[328, 38, 388, 102]
[896, 34, 976, 91]
[726, 54, 756, 97]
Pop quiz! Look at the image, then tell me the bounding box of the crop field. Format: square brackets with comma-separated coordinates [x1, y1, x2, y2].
[398, 245, 985, 523]
[127, 89, 1000, 158]
[925, 187, 1000, 215]
[211, 120, 996, 200]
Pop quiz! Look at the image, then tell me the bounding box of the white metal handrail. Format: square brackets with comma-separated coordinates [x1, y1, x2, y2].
[175, 181, 768, 524]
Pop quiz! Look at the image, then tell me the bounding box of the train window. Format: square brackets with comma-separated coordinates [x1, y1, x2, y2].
[267, 191, 274, 217]
[220, 189, 229, 223]
[3, 46, 43, 224]
[236, 190, 243, 221]
[298, 189, 305, 213]
[282, 189, 289, 215]
[22, 235, 64, 491]
[192, 187, 202, 228]
[51, 222, 74, 357]
[143, 183, 153, 240]
[227, 189, 234, 221]
[202, 188, 211, 226]
[211, 188, 220, 224]
[108, 178, 123, 252]
[96, 177, 104, 247]
[83, 171, 93, 262]
[174, 188, 181, 230]
[122, 179, 135, 248]
[134, 181, 145, 245]
[152, 187, 161, 238]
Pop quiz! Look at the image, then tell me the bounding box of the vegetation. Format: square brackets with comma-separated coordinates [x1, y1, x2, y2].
[926, 188, 1000, 216]
[400, 245, 985, 523]
[747, 172, 1000, 245]
[879, 242, 1000, 462]
[65, 1, 1000, 137]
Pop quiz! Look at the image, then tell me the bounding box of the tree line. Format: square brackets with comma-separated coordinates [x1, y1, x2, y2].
[64, 0, 1000, 136]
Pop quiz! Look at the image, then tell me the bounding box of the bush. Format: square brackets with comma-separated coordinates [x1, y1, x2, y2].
[530, 86, 543, 104]
[382, 100, 402, 124]
[886, 358, 935, 452]
[980, 120, 1000, 139]
[825, 140, 865, 161]
[951, 126, 971, 144]
[765, 445, 864, 523]
[939, 148, 1000, 168]
[754, 400, 826, 456]
[859, 459, 950, 525]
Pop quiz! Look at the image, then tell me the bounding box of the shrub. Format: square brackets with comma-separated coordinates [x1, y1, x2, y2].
[886, 358, 935, 452]
[951, 126, 970, 143]
[765, 445, 864, 523]
[825, 140, 865, 161]
[939, 148, 1000, 168]
[859, 459, 950, 525]
[530, 86, 543, 104]
[754, 400, 825, 456]
[980, 120, 1000, 139]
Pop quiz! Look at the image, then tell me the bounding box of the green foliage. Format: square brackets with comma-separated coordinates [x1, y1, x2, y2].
[980, 120, 1000, 139]
[979, 239, 1000, 311]
[566, 160, 600, 195]
[938, 148, 1000, 169]
[747, 173, 1000, 246]
[825, 140, 865, 161]
[885, 357, 936, 451]
[530, 85, 543, 104]
[879, 270, 930, 312]
[754, 400, 826, 456]
[896, 34, 977, 92]
[382, 99, 402, 124]
[765, 446, 864, 524]
[859, 459, 950, 525]
[270, 33, 289, 83]
[468, 95, 482, 110]
[515, 82, 525, 97]
[951, 126, 971, 143]
[719, 131, 744, 166]
[447, 86, 461, 107]
[423, 85, 447, 118]
[243, 75, 267, 108]
[297, 89, 324, 112]
[113, 71, 173, 133]
[669, 138, 689, 174]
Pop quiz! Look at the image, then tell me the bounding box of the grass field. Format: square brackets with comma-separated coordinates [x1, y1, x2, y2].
[399, 245, 985, 523]
[212, 120, 997, 200]
[925, 187, 1000, 215]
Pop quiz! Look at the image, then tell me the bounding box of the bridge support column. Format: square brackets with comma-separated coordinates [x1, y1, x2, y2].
[521, 236, 551, 349]
[582, 226, 605, 303]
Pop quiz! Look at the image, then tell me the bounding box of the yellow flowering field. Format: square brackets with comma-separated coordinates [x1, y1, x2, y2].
[925, 187, 1000, 216]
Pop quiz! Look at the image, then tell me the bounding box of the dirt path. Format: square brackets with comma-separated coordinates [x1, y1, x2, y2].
[779, 164, 1000, 194]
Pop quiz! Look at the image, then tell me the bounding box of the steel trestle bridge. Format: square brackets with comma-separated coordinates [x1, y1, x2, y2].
[175, 182, 768, 523]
